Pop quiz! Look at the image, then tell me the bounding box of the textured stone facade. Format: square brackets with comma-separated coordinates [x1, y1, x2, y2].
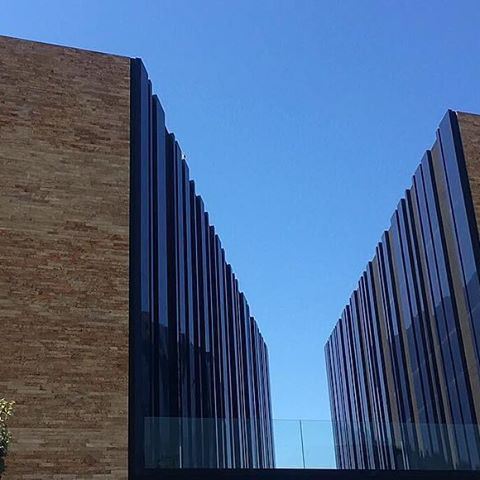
[458, 111, 480, 235]
[0, 36, 130, 478]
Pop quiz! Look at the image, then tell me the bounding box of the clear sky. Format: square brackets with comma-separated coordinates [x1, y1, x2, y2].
[3, 1, 480, 424]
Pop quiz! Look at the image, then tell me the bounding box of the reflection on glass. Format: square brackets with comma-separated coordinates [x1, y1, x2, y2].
[144, 417, 480, 471]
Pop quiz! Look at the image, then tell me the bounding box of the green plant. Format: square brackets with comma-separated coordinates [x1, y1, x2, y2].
[0, 399, 15, 476]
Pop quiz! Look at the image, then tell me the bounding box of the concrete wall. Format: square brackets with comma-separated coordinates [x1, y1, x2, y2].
[0, 36, 130, 479]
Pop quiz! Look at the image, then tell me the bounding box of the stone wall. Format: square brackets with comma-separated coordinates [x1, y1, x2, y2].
[0, 35, 130, 479]
[458, 111, 480, 235]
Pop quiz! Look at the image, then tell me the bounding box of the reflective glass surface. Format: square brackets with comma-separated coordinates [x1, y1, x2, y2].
[130, 59, 274, 474]
[144, 417, 480, 470]
[325, 111, 480, 470]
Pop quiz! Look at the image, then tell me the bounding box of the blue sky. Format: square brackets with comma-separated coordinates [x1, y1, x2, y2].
[3, 0, 480, 423]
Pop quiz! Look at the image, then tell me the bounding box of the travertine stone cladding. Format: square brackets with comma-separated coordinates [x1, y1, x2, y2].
[0, 35, 130, 479]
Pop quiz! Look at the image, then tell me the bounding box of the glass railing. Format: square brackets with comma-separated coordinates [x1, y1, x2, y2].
[143, 417, 480, 470]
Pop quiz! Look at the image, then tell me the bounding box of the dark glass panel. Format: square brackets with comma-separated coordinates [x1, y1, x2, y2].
[439, 113, 480, 358]
[422, 153, 476, 458]
[129, 57, 286, 472]
[152, 96, 169, 418]
[129, 59, 154, 476]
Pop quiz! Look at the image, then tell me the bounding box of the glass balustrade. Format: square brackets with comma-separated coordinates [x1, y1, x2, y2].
[143, 417, 480, 470]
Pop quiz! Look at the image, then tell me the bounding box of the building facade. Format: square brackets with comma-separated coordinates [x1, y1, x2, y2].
[325, 111, 480, 470]
[0, 35, 273, 480]
[130, 59, 274, 473]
